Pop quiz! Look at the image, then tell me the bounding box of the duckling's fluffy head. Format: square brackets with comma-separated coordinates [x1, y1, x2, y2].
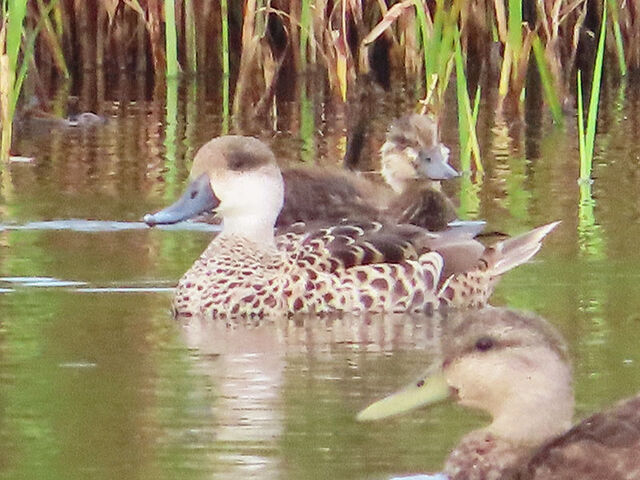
[380, 114, 456, 192]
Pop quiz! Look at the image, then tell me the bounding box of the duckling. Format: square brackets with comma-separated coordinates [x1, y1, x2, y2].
[357, 307, 640, 480]
[379, 114, 459, 230]
[144, 136, 557, 319]
[187, 114, 459, 231]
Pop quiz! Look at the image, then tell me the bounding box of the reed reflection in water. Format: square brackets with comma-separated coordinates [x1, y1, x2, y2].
[2, 73, 640, 479]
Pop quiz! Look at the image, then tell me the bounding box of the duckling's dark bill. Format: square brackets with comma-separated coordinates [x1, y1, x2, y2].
[144, 173, 219, 226]
[418, 146, 459, 180]
[357, 363, 451, 421]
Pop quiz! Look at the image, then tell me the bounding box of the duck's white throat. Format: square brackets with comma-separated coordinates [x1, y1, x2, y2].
[217, 168, 284, 244]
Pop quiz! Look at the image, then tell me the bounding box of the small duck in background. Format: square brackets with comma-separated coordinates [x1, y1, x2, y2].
[144, 136, 557, 320]
[358, 307, 640, 480]
[379, 114, 459, 230]
[15, 96, 107, 131]
[190, 113, 459, 231]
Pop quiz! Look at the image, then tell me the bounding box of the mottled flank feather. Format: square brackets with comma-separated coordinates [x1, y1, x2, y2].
[175, 220, 445, 318]
[174, 220, 558, 319]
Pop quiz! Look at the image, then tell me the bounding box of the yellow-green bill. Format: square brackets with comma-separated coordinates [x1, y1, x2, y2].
[357, 364, 451, 421]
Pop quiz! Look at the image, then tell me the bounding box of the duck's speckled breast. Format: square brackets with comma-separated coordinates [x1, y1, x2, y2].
[172, 232, 447, 320]
[173, 236, 290, 319]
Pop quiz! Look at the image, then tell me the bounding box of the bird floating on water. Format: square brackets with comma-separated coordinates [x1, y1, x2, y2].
[358, 307, 640, 480]
[144, 136, 558, 320]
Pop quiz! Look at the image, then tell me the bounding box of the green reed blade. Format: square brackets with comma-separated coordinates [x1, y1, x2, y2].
[300, 0, 311, 66]
[507, 0, 522, 61]
[5, 0, 27, 77]
[580, 3, 607, 181]
[577, 70, 586, 174]
[12, 0, 60, 116]
[606, 0, 626, 76]
[1, 0, 28, 163]
[220, 0, 230, 133]
[454, 27, 481, 173]
[413, 0, 431, 95]
[531, 35, 563, 126]
[164, 0, 179, 77]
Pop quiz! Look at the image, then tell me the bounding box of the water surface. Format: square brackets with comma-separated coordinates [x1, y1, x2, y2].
[2, 77, 640, 480]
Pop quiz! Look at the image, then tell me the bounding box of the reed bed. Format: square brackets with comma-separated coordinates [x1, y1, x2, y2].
[1, 0, 637, 165]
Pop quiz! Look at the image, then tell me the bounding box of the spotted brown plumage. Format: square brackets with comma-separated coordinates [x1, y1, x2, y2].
[357, 308, 640, 480]
[144, 135, 559, 320]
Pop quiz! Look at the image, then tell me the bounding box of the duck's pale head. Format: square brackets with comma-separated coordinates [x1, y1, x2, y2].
[144, 136, 284, 241]
[358, 307, 574, 445]
[380, 114, 458, 193]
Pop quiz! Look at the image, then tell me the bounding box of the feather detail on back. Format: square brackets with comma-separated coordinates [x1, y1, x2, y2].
[174, 220, 558, 319]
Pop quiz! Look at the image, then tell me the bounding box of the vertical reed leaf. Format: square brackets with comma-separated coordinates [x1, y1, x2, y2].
[454, 28, 482, 172]
[531, 35, 563, 125]
[578, 4, 607, 182]
[5, 0, 27, 76]
[577, 70, 586, 173]
[606, 0, 626, 77]
[185, 0, 197, 72]
[414, 0, 456, 110]
[413, 0, 431, 95]
[507, 0, 522, 60]
[300, 0, 312, 67]
[164, 0, 179, 77]
[1, 0, 28, 162]
[220, 0, 230, 133]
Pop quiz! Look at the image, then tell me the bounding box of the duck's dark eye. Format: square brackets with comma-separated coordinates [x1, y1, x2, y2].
[474, 336, 494, 352]
[424, 156, 432, 163]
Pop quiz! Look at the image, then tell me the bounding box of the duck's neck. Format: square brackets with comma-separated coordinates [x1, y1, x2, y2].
[220, 214, 276, 246]
[486, 351, 574, 446]
[380, 142, 412, 194]
[216, 169, 282, 248]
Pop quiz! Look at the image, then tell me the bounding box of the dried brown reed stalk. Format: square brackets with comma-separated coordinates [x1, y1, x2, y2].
[534, 0, 589, 106]
[6, 0, 636, 126]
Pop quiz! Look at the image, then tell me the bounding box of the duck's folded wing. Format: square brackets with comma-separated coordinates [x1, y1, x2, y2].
[281, 221, 429, 272]
[521, 395, 640, 479]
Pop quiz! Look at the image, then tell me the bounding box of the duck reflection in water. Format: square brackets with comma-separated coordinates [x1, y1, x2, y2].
[358, 307, 640, 480]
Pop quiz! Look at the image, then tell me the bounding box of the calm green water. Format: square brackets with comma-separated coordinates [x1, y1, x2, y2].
[2, 77, 640, 480]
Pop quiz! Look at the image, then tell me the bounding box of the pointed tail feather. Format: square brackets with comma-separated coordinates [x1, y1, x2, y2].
[486, 221, 560, 276]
